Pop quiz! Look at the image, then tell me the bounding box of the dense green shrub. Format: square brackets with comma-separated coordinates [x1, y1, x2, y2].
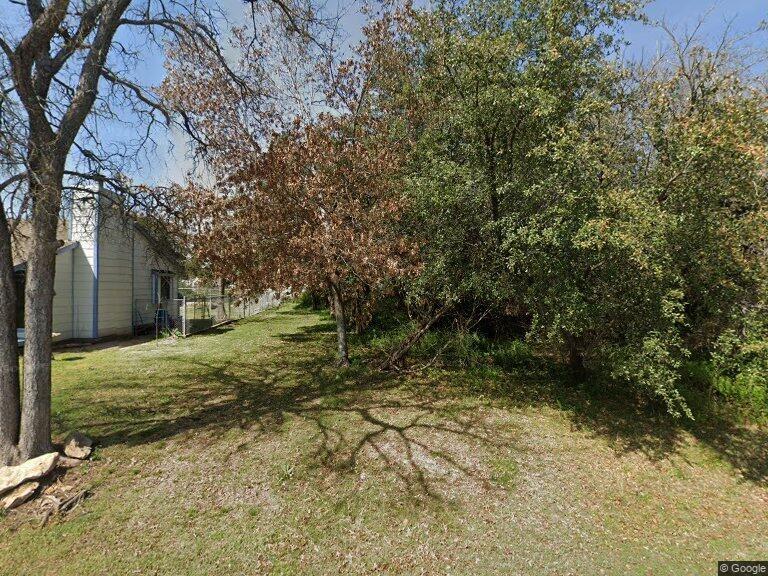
[367, 0, 768, 417]
[296, 289, 327, 310]
[710, 311, 768, 418]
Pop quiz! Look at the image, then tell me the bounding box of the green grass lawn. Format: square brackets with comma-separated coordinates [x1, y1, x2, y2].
[1, 303, 767, 575]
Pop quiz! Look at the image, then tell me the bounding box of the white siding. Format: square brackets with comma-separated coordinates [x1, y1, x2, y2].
[70, 205, 97, 339]
[51, 248, 74, 341]
[132, 230, 153, 304]
[97, 214, 134, 337]
[132, 229, 178, 302]
[58, 191, 180, 341]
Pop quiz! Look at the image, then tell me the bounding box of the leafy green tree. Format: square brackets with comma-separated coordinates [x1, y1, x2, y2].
[369, 0, 768, 416]
[374, 0, 642, 313]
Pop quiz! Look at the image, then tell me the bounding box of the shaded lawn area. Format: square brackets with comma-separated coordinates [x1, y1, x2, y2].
[1, 303, 767, 575]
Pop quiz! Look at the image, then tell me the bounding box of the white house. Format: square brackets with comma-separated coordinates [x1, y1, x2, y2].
[13, 192, 182, 343]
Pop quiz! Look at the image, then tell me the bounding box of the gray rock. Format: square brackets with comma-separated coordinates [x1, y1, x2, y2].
[1, 481, 39, 510]
[63, 432, 93, 460]
[0, 453, 58, 496]
[57, 456, 85, 469]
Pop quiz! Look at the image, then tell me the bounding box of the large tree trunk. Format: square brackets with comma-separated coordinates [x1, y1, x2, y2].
[18, 167, 62, 460]
[0, 210, 20, 465]
[329, 279, 350, 367]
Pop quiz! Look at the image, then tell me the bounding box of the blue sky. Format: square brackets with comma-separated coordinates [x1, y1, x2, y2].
[623, 0, 767, 62]
[100, 0, 768, 185]
[147, 0, 768, 181]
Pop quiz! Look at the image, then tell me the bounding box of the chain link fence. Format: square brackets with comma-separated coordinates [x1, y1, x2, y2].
[133, 289, 282, 338]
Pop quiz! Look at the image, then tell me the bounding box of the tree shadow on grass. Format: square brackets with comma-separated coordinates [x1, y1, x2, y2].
[58, 306, 768, 495]
[278, 320, 338, 343]
[470, 366, 768, 486]
[188, 324, 236, 337]
[67, 311, 516, 499]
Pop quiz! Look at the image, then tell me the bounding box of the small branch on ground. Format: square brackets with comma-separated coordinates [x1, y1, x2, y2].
[38, 489, 90, 527]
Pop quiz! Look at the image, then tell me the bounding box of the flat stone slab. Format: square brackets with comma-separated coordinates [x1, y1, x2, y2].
[1, 481, 39, 510]
[0, 453, 58, 496]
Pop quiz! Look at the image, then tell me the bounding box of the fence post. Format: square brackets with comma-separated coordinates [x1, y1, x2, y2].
[180, 296, 185, 337]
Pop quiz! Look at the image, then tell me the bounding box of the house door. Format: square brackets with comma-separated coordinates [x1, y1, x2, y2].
[151, 271, 174, 303]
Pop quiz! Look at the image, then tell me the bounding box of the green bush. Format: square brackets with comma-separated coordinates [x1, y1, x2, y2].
[372, 0, 768, 418]
[710, 312, 768, 419]
[372, 324, 543, 373]
[296, 289, 327, 310]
